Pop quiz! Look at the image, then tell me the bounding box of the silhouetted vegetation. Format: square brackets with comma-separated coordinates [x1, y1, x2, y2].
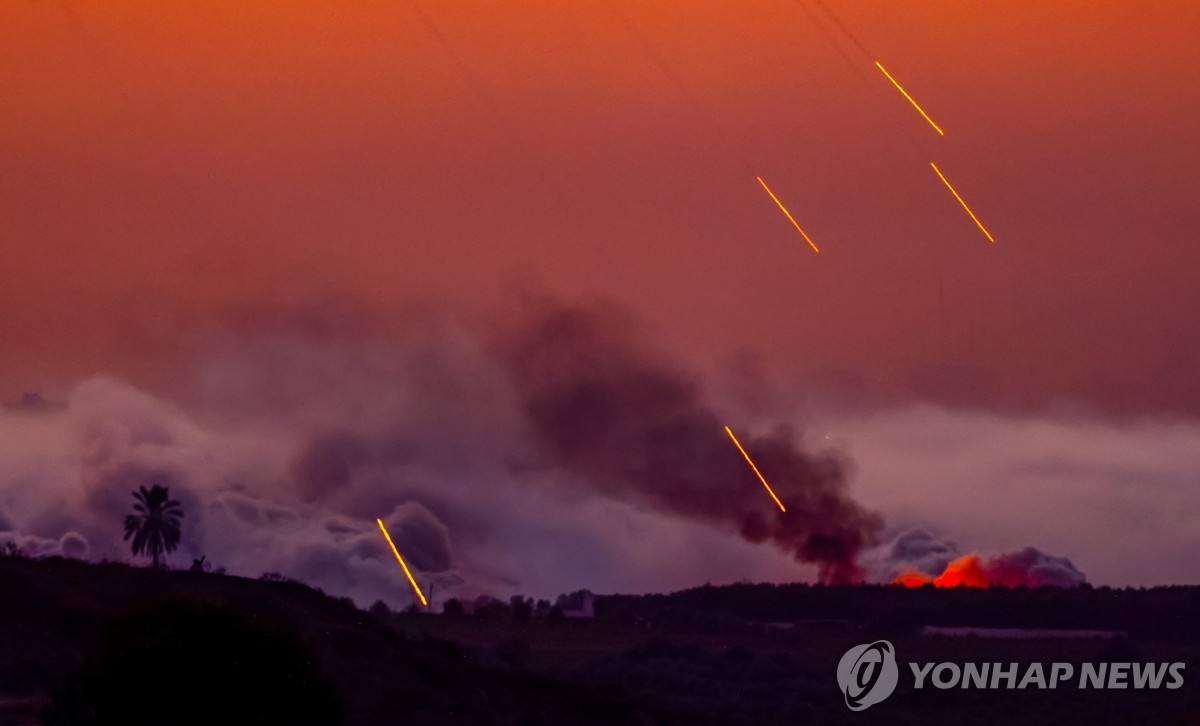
[510, 595, 534, 623]
[598, 582, 1200, 641]
[122, 484, 183, 568]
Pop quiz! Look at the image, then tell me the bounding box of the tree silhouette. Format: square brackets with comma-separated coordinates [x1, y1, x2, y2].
[123, 484, 183, 568]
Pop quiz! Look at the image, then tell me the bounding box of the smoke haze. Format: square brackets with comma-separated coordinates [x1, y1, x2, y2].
[3, 296, 1197, 605]
[0, 297, 881, 604]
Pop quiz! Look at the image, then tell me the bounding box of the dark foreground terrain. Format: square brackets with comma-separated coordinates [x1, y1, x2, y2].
[1, 555, 1198, 725]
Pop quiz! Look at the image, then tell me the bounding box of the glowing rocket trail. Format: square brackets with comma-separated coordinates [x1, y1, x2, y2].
[376, 517, 429, 607]
[756, 177, 820, 253]
[875, 62, 944, 136]
[724, 426, 787, 512]
[930, 162, 995, 244]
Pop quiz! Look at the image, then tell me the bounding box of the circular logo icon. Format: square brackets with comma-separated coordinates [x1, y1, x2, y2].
[836, 640, 898, 711]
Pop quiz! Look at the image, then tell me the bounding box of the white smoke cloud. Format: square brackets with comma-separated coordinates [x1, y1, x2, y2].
[861, 527, 962, 582]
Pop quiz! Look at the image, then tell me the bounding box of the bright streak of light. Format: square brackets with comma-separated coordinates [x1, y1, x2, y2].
[376, 517, 429, 607]
[756, 177, 820, 253]
[930, 162, 996, 244]
[875, 61, 944, 136]
[724, 426, 787, 512]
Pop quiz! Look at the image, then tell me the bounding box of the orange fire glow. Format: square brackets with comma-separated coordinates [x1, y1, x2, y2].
[930, 555, 991, 587]
[875, 61, 944, 136]
[893, 571, 936, 588]
[376, 517, 429, 607]
[930, 162, 996, 244]
[894, 555, 1008, 588]
[756, 176, 820, 253]
[724, 425, 787, 512]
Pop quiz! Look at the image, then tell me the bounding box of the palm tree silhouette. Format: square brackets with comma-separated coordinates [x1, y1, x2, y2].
[123, 484, 184, 568]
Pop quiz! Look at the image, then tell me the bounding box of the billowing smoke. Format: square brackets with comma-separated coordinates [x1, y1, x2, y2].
[868, 528, 960, 581]
[0, 295, 1109, 605]
[0, 296, 883, 603]
[875, 529, 1087, 588]
[492, 297, 882, 583]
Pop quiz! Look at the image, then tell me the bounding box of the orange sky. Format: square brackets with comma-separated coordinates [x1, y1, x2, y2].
[3, 0, 1200, 413]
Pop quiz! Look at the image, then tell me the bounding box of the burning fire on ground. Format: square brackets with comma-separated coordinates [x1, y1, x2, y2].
[893, 549, 1087, 589]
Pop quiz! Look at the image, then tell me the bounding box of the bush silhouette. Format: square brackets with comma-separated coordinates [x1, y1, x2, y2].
[441, 598, 464, 618]
[46, 601, 342, 725]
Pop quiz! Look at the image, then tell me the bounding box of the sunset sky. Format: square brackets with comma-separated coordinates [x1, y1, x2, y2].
[2, 2, 1199, 599]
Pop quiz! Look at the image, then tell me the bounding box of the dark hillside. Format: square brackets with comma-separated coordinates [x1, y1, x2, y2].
[0, 556, 644, 725]
[598, 582, 1200, 640]
[2, 556, 1199, 725]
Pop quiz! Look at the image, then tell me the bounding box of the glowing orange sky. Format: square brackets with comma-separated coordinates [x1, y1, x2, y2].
[3, 1, 1199, 412]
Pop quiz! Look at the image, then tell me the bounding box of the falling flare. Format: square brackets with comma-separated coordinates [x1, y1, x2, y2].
[724, 425, 787, 512]
[930, 162, 996, 243]
[756, 176, 820, 253]
[377, 517, 429, 607]
[875, 61, 944, 136]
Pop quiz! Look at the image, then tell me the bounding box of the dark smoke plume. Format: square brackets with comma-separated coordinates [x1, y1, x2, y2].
[492, 297, 883, 583]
